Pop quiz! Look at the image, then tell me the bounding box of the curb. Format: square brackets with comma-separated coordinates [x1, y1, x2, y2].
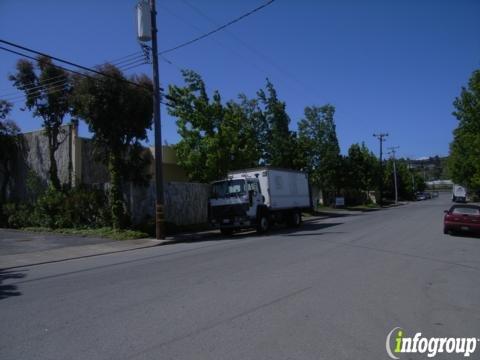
[0, 239, 167, 270]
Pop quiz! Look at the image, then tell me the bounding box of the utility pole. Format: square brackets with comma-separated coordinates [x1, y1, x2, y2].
[137, 0, 165, 239]
[373, 133, 388, 206]
[150, 0, 165, 239]
[388, 146, 400, 205]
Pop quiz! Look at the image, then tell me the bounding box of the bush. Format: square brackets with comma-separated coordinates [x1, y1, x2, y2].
[2, 202, 35, 228]
[3, 186, 111, 229]
[34, 187, 69, 228]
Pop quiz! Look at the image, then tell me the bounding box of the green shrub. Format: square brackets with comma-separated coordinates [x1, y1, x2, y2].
[3, 186, 112, 229]
[2, 202, 35, 228]
[34, 187, 68, 228]
[63, 186, 111, 228]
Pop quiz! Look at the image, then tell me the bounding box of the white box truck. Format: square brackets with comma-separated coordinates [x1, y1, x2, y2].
[208, 167, 311, 235]
[452, 184, 467, 202]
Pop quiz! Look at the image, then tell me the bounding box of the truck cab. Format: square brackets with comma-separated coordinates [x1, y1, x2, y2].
[209, 177, 266, 235]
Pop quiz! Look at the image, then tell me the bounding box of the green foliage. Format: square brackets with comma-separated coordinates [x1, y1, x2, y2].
[9, 56, 72, 190]
[168, 70, 260, 182]
[1, 202, 34, 228]
[256, 79, 298, 168]
[345, 142, 379, 192]
[2, 187, 111, 229]
[383, 159, 421, 200]
[339, 142, 379, 205]
[0, 100, 24, 203]
[298, 105, 341, 201]
[448, 69, 480, 191]
[72, 64, 153, 229]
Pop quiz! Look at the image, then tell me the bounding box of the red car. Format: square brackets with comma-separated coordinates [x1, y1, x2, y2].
[443, 204, 480, 235]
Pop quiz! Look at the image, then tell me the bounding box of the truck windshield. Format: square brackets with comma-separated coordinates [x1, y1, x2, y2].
[211, 179, 246, 198]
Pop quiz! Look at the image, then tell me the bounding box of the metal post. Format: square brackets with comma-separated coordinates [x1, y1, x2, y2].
[373, 133, 388, 206]
[150, 0, 165, 239]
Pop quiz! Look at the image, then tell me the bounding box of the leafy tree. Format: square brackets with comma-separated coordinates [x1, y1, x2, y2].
[0, 100, 24, 203]
[256, 79, 297, 168]
[383, 158, 423, 200]
[448, 69, 480, 191]
[168, 70, 259, 182]
[9, 56, 71, 190]
[298, 105, 341, 202]
[345, 142, 378, 193]
[72, 64, 153, 229]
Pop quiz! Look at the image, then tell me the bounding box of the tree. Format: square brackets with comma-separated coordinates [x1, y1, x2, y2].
[72, 64, 153, 229]
[168, 70, 259, 182]
[0, 100, 24, 203]
[383, 158, 422, 200]
[448, 69, 480, 192]
[256, 79, 298, 168]
[9, 56, 71, 190]
[345, 142, 378, 194]
[298, 105, 341, 202]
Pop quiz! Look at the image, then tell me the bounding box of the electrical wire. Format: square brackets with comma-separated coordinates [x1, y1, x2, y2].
[158, 0, 275, 55]
[0, 39, 152, 91]
[179, 0, 319, 103]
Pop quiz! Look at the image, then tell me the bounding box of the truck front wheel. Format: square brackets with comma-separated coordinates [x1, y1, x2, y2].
[256, 215, 269, 234]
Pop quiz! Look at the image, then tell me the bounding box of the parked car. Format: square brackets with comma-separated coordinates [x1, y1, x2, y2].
[443, 204, 480, 235]
[416, 192, 427, 201]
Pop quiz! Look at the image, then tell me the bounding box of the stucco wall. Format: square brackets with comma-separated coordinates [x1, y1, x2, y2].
[4, 123, 208, 226]
[125, 181, 210, 226]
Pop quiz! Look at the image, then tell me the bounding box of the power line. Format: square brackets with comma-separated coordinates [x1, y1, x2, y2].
[1, 56, 146, 100]
[0, 46, 149, 105]
[158, 0, 275, 55]
[0, 39, 153, 91]
[170, 0, 320, 104]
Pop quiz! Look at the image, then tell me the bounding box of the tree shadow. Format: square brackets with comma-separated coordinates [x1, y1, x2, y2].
[165, 221, 345, 244]
[0, 268, 26, 300]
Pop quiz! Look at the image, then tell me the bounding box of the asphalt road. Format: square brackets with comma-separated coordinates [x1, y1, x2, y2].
[1, 194, 479, 359]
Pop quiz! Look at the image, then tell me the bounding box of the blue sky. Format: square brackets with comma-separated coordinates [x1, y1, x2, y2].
[1, 0, 479, 159]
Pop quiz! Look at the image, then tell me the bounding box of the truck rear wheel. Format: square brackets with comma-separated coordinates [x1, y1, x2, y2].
[256, 215, 269, 234]
[290, 210, 301, 228]
[220, 228, 234, 236]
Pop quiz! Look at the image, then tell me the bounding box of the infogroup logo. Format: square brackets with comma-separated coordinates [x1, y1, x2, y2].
[386, 327, 479, 359]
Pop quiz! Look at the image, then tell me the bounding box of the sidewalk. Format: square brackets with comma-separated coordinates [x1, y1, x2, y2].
[0, 228, 223, 270]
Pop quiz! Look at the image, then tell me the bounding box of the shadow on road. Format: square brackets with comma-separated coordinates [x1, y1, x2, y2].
[167, 220, 345, 244]
[0, 269, 26, 300]
[446, 232, 480, 239]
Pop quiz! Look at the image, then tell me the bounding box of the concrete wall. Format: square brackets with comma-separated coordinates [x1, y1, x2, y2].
[125, 181, 210, 226]
[3, 123, 207, 226]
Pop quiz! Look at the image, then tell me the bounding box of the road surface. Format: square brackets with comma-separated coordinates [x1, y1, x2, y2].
[1, 194, 479, 359]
